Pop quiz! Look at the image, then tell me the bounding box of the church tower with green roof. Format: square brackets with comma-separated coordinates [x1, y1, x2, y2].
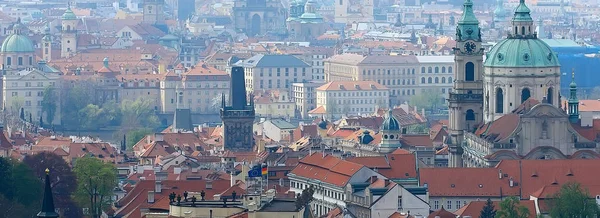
[447, 0, 484, 168]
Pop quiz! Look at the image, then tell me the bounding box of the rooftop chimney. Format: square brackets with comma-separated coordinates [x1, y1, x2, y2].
[155, 181, 162, 193]
[229, 67, 247, 110]
[148, 191, 155, 203]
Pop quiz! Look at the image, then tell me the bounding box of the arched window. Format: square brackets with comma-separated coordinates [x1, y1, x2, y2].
[521, 88, 531, 103]
[17, 57, 22, 65]
[428, 67, 432, 73]
[465, 62, 475, 81]
[547, 87, 553, 105]
[449, 76, 453, 82]
[442, 77, 446, 83]
[402, 79, 406, 85]
[428, 77, 432, 84]
[515, 26, 518, 34]
[28, 57, 32, 65]
[421, 77, 425, 84]
[6, 57, 11, 66]
[421, 67, 425, 74]
[449, 67, 453, 73]
[496, 88, 504, 113]
[521, 26, 525, 35]
[412, 69, 415, 74]
[435, 67, 439, 73]
[434, 77, 439, 83]
[442, 67, 446, 73]
[466, 109, 475, 121]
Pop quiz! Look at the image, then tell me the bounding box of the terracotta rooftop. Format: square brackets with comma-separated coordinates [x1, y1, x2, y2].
[290, 152, 365, 187]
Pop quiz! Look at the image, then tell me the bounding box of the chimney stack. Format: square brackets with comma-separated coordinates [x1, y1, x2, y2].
[155, 181, 162, 193]
[148, 191, 155, 203]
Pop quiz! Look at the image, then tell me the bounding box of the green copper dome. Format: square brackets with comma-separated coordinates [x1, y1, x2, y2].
[513, 0, 532, 22]
[381, 110, 400, 131]
[484, 38, 559, 68]
[1, 24, 35, 53]
[62, 7, 77, 20]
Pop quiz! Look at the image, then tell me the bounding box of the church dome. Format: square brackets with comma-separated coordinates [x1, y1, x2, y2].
[1, 23, 34, 53]
[381, 110, 400, 131]
[359, 130, 374, 144]
[318, 119, 327, 129]
[484, 39, 559, 68]
[62, 7, 77, 20]
[484, 0, 559, 68]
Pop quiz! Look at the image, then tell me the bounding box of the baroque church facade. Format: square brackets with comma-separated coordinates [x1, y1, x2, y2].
[232, 0, 286, 37]
[448, 0, 599, 168]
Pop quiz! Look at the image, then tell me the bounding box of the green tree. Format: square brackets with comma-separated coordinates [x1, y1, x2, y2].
[0, 157, 43, 217]
[10, 96, 24, 115]
[480, 198, 496, 218]
[410, 89, 444, 112]
[41, 86, 57, 126]
[295, 185, 315, 210]
[496, 196, 529, 218]
[73, 157, 117, 218]
[24, 152, 82, 217]
[61, 83, 94, 129]
[126, 128, 153, 150]
[406, 124, 429, 134]
[78, 104, 107, 130]
[548, 182, 600, 218]
[101, 100, 122, 126]
[120, 98, 159, 129]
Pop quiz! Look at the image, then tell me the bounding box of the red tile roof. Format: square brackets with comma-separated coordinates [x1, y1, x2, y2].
[115, 179, 230, 217]
[291, 152, 365, 187]
[454, 200, 537, 218]
[427, 207, 456, 218]
[420, 168, 520, 197]
[347, 152, 417, 179]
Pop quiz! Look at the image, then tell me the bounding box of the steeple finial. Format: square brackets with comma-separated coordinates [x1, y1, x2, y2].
[37, 169, 59, 218]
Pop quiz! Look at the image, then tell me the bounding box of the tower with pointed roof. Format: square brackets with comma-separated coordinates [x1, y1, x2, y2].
[221, 67, 255, 151]
[37, 169, 59, 218]
[493, 0, 507, 27]
[568, 70, 579, 123]
[379, 110, 402, 153]
[61, 5, 77, 58]
[447, 0, 484, 167]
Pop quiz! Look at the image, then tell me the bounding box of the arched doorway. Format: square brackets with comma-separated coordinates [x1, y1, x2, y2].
[466, 109, 475, 121]
[251, 14, 261, 37]
[521, 88, 531, 103]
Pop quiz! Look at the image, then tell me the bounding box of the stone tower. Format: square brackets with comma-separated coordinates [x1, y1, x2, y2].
[42, 25, 52, 62]
[61, 6, 77, 58]
[220, 67, 255, 151]
[447, 0, 484, 167]
[142, 0, 165, 25]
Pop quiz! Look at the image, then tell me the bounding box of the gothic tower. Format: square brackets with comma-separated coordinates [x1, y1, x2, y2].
[447, 0, 484, 167]
[61, 6, 77, 58]
[142, 0, 165, 25]
[42, 26, 52, 61]
[220, 67, 255, 151]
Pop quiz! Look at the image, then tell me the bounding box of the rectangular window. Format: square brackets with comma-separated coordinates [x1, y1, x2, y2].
[447, 200, 452, 209]
[434, 201, 439, 209]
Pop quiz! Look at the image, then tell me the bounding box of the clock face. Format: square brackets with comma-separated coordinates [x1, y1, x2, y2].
[464, 41, 477, 54]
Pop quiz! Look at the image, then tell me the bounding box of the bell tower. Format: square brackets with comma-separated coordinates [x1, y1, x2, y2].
[447, 0, 484, 167]
[61, 5, 78, 58]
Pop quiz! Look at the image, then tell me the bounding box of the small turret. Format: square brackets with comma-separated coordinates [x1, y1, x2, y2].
[568, 69, 579, 123]
[37, 169, 59, 218]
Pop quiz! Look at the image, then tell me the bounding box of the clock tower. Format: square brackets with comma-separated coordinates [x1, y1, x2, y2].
[447, 0, 484, 167]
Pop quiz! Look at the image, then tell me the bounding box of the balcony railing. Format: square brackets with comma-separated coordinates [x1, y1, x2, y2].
[448, 93, 483, 102]
[575, 142, 597, 149]
[493, 143, 516, 149]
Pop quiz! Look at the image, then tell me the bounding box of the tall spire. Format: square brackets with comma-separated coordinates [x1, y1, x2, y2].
[37, 168, 59, 218]
[568, 69, 579, 123]
[457, 0, 480, 42]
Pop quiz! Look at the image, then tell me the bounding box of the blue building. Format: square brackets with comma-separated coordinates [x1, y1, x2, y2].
[541, 39, 600, 96]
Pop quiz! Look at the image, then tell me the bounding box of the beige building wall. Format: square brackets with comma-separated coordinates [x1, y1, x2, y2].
[243, 66, 312, 93]
[316, 81, 389, 118]
[292, 82, 325, 119]
[3, 69, 61, 125]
